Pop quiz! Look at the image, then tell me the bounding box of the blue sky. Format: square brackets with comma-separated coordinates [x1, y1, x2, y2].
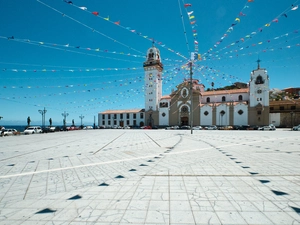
[0, 0, 299, 125]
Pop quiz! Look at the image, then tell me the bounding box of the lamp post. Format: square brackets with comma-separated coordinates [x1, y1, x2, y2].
[62, 111, 69, 129]
[79, 114, 84, 128]
[38, 107, 47, 129]
[189, 61, 193, 134]
[290, 111, 294, 130]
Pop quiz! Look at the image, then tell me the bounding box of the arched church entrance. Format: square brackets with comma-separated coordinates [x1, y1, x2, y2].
[180, 105, 189, 126]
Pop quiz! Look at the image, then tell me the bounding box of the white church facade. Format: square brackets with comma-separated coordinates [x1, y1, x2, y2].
[98, 46, 270, 128]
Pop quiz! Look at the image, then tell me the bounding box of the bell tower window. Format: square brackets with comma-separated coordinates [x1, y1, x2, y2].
[255, 75, 264, 84]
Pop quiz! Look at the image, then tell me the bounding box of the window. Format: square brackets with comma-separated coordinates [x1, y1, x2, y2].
[280, 106, 284, 110]
[133, 113, 136, 119]
[204, 111, 209, 116]
[255, 75, 264, 84]
[206, 97, 210, 103]
[160, 102, 168, 108]
[102, 114, 105, 119]
[270, 107, 274, 110]
[114, 120, 117, 125]
[162, 112, 166, 117]
[126, 113, 130, 119]
[238, 110, 243, 115]
[238, 95, 243, 101]
[181, 106, 188, 113]
[140, 113, 144, 119]
[108, 121, 111, 125]
[108, 114, 111, 119]
[102, 121, 105, 125]
[291, 106, 296, 110]
[257, 110, 262, 115]
[114, 114, 117, 119]
[127, 120, 130, 125]
[257, 90, 262, 94]
[222, 96, 226, 102]
[120, 114, 123, 119]
[133, 120, 137, 126]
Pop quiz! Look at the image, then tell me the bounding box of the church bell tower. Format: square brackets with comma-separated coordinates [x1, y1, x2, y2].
[248, 60, 270, 126]
[143, 45, 163, 126]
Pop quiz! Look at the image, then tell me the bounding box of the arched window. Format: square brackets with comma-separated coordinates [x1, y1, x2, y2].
[207, 97, 210, 103]
[238, 95, 243, 101]
[255, 75, 264, 84]
[222, 96, 226, 102]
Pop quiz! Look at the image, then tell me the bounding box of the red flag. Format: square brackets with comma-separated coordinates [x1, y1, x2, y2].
[114, 21, 120, 25]
[184, 3, 192, 7]
[92, 12, 99, 16]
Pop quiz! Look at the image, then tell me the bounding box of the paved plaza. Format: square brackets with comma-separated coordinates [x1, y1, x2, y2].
[0, 129, 300, 224]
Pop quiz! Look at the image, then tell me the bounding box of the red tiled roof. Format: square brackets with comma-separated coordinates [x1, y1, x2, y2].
[201, 88, 249, 96]
[101, 109, 144, 114]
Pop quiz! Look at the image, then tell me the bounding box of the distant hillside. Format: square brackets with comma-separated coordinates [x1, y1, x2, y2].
[205, 82, 248, 91]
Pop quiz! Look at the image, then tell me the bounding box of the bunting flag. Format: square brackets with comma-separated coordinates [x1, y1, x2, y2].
[201, 0, 300, 60]
[56, 0, 188, 60]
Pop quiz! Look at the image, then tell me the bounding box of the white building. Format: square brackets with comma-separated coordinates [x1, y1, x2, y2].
[98, 46, 270, 128]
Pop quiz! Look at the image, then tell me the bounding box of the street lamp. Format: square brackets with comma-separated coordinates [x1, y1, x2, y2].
[189, 61, 193, 134]
[79, 114, 84, 128]
[38, 107, 47, 129]
[62, 111, 69, 128]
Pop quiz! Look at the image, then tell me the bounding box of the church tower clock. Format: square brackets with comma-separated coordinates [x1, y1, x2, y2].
[248, 60, 270, 126]
[143, 45, 163, 126]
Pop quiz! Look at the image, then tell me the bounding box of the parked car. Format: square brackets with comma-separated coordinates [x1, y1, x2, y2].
[2, 129, 18, 136]
[193, 126, 202, 130]
[24, 126, 42, 134]
[292, 125, 300, 131]
[258, 125, 274, 131]
[205, 125, 217, 130]
[269, 124, 276, 130]
[180, 125, 191, 130]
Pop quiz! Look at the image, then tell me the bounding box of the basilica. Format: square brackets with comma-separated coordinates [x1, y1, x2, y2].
[98, 45, 298, 128]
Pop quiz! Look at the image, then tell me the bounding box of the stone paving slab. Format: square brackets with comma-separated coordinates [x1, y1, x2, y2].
[0, 129, 300, 224]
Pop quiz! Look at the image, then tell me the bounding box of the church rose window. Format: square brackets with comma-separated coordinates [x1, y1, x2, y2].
[238, 110, 243, 115]
[162, 113, 166, 117]
[204, 111, 209, 116]
[181, 106, 188, 113]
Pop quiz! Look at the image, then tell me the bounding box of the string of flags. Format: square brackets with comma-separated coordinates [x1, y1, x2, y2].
[60, 0, 188, 60]
[206, 1, 299, 58]
[1, 35, 184, 64]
